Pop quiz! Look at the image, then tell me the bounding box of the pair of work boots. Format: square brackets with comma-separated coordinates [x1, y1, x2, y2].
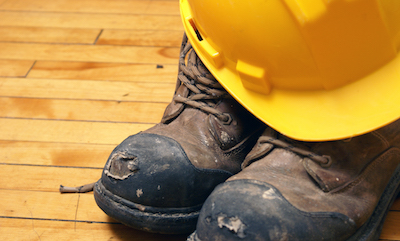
[94, 35, 400, 241]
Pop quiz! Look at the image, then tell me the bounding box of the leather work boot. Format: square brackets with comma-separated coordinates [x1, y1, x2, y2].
[189, 120, 400, 241]
[93, 34, 265, 234]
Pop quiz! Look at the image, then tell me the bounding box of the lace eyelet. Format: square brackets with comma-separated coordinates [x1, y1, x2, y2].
[221, 113, 232, 125]
[320, 155, 333, 168]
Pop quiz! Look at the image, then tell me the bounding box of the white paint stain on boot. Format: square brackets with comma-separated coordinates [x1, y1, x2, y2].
[217, 215, 247, 238]
[262, 188, 280, 200]
[136, 189, 143, 197]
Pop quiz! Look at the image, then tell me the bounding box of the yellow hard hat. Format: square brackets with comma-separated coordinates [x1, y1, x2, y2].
[180, 0, 400, 141]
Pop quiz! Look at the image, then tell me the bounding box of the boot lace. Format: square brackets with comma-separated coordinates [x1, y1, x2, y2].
[251, 133, 332, 168]
[173, 35, 232, 124]
[59, 36, 234, 193]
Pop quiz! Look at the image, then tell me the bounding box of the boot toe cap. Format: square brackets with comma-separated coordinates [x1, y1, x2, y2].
[100, 132, 232, 208]
[194, 179, 357, 241]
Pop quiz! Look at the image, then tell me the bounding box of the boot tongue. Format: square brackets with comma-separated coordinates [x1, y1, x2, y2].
[161, 84, 189, 123]
[241, 128, 277, 168]
[302, 132, 389, 192]
[242, 129, 389, 193]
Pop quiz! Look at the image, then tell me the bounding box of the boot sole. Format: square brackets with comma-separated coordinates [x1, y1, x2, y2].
[188, 163, 400, 241]
[94, 180, 200, 234]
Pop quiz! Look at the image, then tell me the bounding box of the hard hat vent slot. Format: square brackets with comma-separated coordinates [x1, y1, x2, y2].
[188, 18, 203, 41]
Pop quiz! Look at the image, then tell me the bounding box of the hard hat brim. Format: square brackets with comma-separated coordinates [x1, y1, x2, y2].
[182, 15, 400, 142]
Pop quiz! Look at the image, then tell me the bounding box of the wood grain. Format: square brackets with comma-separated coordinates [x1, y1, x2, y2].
[0, 164, 102, 192]
[0, 118, 152, 144]
[0, 59, 34, 77]
[0, 43, 180, 64]
[0, 11, 183, 30]
[0, 0, 180, 15]
[28, 61, 178, 83]
[0, 140, 113, 167]
[0, 97, 167, 123]
[380, 210, 400, 240]
[0, 26, 101, 44]
[0, 0, 398, 240]
[0, 218, 187, 241]
[97, 29, 183, 47]
[0, 77, 175, 102]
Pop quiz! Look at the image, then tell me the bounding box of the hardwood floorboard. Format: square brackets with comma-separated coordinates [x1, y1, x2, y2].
[0, 218, 187, 241]
[0, 189, 115, 224]
[0, 0, 180, 15]
[0, 11, 183, 30]
[0, 97, 167, 123]
[0, 140, 113, 167]
[0, 0, 398, 240]
[392, 198, 400, 210]
[0, 118, 152, 145]
[0, 164, 101, 191]
[1, 189, 82, 220]
[0, 43, 180, 64]
[0, 59, 34, 77]
[0, 26, 101, 44]
[0, 77, 175, 102]
[381, 211, 400, 240]
[97, 29, 183, 47]
[28, 61, 178, 83]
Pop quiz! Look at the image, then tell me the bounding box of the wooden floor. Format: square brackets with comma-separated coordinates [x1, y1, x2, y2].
[0, 0, 399, 240]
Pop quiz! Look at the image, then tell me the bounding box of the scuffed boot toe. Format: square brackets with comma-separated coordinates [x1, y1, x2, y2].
[192, 180, 357, 241]
[191, 123, 400, 240]
[94, 133, 232, 234]
[94, 34, 265, 234]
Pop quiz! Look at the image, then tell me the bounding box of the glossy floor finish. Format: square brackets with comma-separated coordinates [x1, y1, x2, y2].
[0, 0, 399, 240]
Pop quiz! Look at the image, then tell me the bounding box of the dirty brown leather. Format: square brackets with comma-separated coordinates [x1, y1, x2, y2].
[233, 120, 400, 228]
[142, 37, 265, 174]
[94, 34, 265, 234]
[191, 119, 400, 240]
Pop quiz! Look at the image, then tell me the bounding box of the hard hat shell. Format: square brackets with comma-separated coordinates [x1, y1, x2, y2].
[180, 0, 400, 141]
